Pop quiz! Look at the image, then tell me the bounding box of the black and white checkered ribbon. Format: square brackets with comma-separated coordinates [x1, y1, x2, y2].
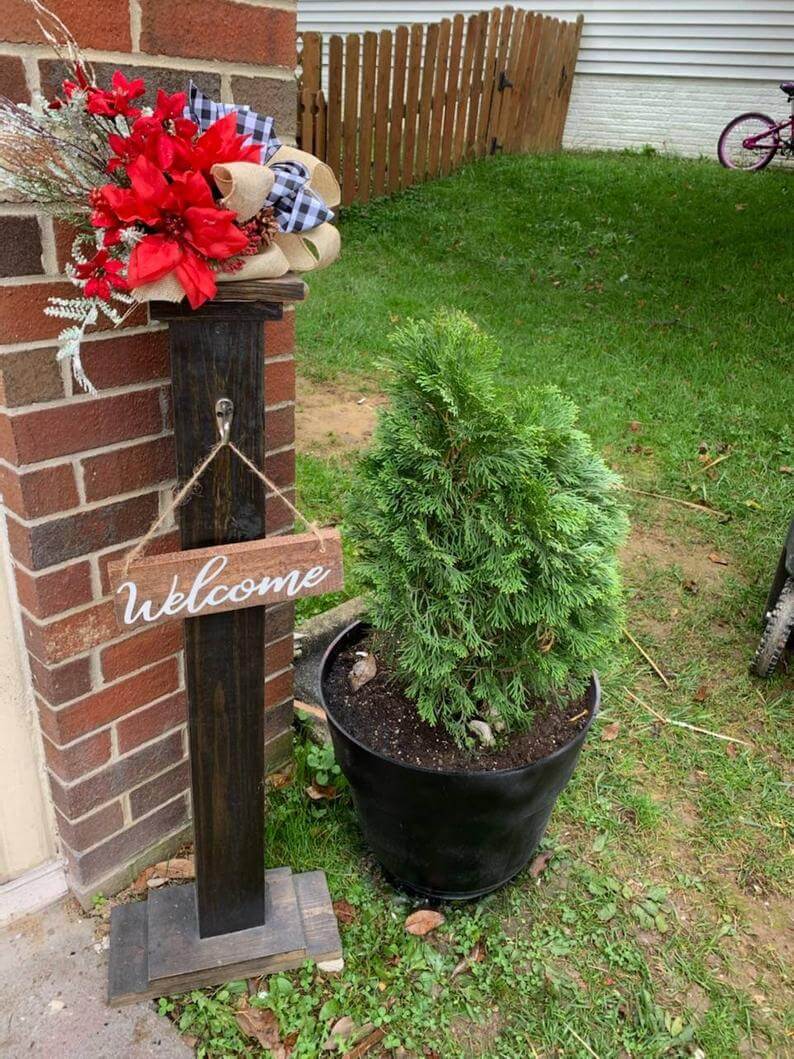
[186, 82, 334, 234]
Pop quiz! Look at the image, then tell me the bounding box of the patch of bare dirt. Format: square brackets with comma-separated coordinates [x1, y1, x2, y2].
[295, 378, 386, 456]
[621, 522, 728, 594]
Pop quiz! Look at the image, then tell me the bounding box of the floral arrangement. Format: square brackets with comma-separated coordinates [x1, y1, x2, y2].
[0, 3, 339, 391]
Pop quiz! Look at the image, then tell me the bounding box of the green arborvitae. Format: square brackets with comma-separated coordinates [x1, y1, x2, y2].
[346, 311, 629, 743]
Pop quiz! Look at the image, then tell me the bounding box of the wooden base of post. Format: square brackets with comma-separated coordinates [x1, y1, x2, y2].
[108, 868, 342, 1005]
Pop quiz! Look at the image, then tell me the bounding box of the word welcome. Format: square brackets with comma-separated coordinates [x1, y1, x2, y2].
[108, 529, 344, 630]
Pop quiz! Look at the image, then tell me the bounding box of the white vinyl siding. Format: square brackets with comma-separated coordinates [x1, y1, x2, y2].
[298, 2, 794, 81]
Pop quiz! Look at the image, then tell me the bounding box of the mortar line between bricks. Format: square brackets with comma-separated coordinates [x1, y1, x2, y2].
[0, 427, 174, 474]
[0, 321, 166, 355]
[49, 740, 190, 808]
[69, 816, 191, 899]
[58, 789, 189, 859]
[7, 482, 168, 530]
[0, 43, 297, 80]
[40, 655, 185, 721]
[41, 689, 186, 756]
[1, 378, 170, 416]
[129, 0, 143, 53]
[9, 523, 175, 582]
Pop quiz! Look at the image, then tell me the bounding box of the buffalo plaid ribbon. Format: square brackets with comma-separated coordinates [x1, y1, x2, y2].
[186, 82, 334, 234]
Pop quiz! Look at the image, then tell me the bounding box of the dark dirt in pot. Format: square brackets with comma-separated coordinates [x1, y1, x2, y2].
[323, 633, 592, 773]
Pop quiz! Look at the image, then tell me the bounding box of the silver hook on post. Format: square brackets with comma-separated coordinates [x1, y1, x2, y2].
[216, 398, 234, 445]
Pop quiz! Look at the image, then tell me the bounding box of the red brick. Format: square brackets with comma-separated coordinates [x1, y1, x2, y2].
[266, 601, 294, 643]
[29, 655, 92, 706]
[264, 405, 294, 452]
[53, 219, 78, 272]
[0, 389, 165, 464]
[101, 624, 182, 683]
[7, 493, 159, 571]
[79, 331, 170, 391]
[40, 658, 180, 745]
[265, 698, 292, 740]
[15, 561, 93, 620]
[265, 489, 295, 535]
[23, 600, 119, 665]
[264, 357, 295, 406]
[265, 634, 293, 674]
[0, 216, 43, 277]
[0, 55, 29, 103]
[265, 311, 295, 358]
[0, 282, 146, 344]
[50, 730, 184, 820]
[42, 729, 112, 782]
[130, 760, 189, 819]
[63, 794, 188, 887]
[141, 0, 295, 68]
[265, 666, 293, 709]
[0, 346, 64, 406]
[54, 801, 124, 852]
[264, 448, 295, 490]
[117, 690, 187, 754]
[98, 530, 180, 595]
[82, 435, 175, 502]
[4, 0, 131, 51]
[0, 461, 78, 519]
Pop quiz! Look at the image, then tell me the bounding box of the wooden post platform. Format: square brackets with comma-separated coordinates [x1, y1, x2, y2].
[108, 276, 342, 1005]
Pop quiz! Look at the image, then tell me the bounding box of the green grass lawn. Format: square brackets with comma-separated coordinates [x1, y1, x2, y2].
[163, 152, 793, 1057]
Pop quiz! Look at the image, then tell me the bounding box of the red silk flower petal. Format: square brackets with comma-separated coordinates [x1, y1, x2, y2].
[184, 206, 248, 260]
[175, 251, 217, 309]
[127, 235, 183, 287]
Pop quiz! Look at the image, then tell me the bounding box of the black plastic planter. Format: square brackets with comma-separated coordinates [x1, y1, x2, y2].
[320, 621, 600, 901]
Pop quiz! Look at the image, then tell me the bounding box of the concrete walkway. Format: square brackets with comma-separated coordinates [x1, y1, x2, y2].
[0, 899, 192, 1058]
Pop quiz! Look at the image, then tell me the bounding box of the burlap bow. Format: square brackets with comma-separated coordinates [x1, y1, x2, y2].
[133, 86, 340, 303]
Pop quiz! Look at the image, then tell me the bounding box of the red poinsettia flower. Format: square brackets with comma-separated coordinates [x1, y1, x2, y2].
[97, 155, 248, 308]
[107, 89, 197, 174]
[73, 249, 128, 300]
[189, 112, 262, 176]
[48, 64, 91, 109]
[86, 70, 145, 120]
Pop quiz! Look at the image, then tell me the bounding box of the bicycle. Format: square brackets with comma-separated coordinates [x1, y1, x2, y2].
[718, 81, 794, 171]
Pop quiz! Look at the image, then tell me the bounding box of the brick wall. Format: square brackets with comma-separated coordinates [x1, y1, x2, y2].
[0, 0, 298, 905]
[564, 74, 794, 165]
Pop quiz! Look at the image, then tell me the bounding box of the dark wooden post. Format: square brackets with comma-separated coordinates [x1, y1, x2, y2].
[153, 297, 277, 937]
[107, 279, 342, 1004]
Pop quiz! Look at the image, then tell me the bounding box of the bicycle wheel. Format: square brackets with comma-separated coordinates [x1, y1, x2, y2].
[718, 112, 779, 171]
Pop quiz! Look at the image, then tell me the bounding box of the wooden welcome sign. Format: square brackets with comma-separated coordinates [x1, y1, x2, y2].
[108, 528, 343, 630]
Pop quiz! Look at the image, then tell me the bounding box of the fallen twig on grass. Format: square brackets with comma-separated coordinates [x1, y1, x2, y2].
[568, 708, 588, 724]
[294, 699, 327, 721]
[699, 451, 732, 473]
[625, 689, 753, 748]
[620, 485, 727, 518]
[565, 1025, 602, 1059]
[624, 630, 671, 688]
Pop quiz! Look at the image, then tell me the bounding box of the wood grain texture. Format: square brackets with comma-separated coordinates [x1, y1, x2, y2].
[326, 34, 344, 176]
[388, 25, 408, 194]
[440, 14, 464, 175]
[164, 302, 268, 939]
[342, 32, 360, 205]
[414, 20, 439, 182]
[373, 29, 392, 197]
[107, 870, 342, 1005]
[428, 18, 451, 179]
[109, 529, 344, 630]
[358, 31, 378, 203]
[402, 23, 423, 188]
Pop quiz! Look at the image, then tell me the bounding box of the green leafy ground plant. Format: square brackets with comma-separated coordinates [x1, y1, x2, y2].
[346, 310, 628, 739]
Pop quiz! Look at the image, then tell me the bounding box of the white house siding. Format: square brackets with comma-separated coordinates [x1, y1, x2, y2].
[298, 1, 794, 158]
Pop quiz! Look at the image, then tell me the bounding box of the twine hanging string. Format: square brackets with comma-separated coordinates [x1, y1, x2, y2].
[122, 435, 325, 578]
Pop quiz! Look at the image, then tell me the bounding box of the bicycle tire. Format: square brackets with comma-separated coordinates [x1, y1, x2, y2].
[718, 112, 779, 171]
[752, 578, 794, 678]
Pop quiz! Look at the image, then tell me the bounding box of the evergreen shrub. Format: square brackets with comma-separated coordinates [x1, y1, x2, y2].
[346, 311, 629, 742]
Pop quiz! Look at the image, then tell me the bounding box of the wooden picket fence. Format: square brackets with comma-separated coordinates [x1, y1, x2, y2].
[297, 7, 583, 206]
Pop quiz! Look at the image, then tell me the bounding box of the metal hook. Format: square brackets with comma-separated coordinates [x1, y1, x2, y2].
[216, 398, 234, 444]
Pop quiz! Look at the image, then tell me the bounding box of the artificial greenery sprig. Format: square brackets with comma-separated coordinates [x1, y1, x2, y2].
[346, 310, 629, 743]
